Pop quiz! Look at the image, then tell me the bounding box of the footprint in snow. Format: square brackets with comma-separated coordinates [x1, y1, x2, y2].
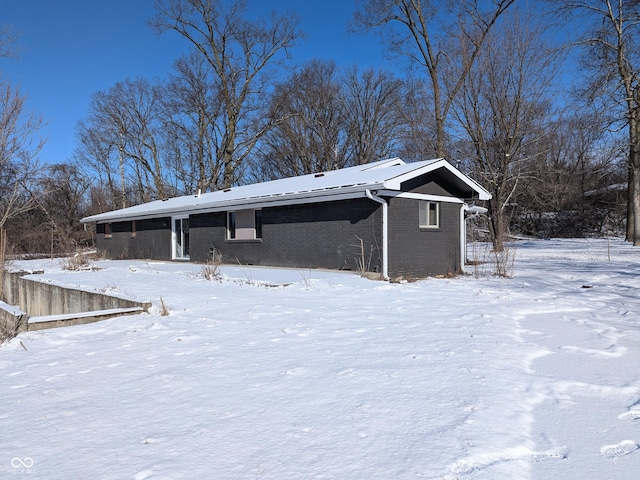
[134, 469, 154, 480]
[600, 440, 639, 460]
[618, 410, 640, 421]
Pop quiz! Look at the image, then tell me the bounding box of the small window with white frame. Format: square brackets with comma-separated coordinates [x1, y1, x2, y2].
[419, 201, 439, 228]
[227, 209, 262, 240]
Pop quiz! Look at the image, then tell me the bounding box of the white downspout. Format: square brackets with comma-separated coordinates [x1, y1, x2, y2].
[460, 204, 468, 274]
[365, 189, 389, 280]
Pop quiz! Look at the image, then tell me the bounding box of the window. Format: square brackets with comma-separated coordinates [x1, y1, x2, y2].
[104, 223, 112, 239]
[227, 209, 262, 240]
[131, 220, 136, 238]
[419, 201, 439, 228]
[255, 210, 262, 239]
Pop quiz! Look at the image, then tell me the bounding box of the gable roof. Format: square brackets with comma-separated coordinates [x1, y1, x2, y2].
[81, 158, 491, 223]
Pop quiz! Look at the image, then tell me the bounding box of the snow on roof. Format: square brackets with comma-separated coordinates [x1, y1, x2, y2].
[81, 158, 490, 223]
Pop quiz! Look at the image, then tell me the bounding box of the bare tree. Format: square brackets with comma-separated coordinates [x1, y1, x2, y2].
[342, 67, 404, 165]
[0, 81, 44, 232]
[0, 25, 18, 59]
[38, 163, 93, 253]
[77, 78, 171, 205]
[0, 28, 49, 259]
[452, 13, 559, 251]
[256, 61, 409, 179]
[257, 60, 348, 178]
[163, 52, 223, 193]
[353, 0, 515, 157]
[151, 0, 302, 189]
[75, 118, 122, 212]
[515, 112, 625, 237]
[550, 0, 640, 245]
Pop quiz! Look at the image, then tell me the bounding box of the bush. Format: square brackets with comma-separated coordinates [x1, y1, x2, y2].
[62, 251, 91, 271]
[201, 248, 223, 281]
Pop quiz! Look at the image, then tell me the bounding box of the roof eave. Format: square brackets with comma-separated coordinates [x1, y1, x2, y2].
[81, 183, 388, 224]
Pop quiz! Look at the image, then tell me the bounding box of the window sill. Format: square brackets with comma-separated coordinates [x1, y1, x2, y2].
[419, 227, 440, 232]
[225, 239, 263, 243]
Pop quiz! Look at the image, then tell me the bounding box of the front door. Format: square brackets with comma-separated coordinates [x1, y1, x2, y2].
[172, 216, 190, 260]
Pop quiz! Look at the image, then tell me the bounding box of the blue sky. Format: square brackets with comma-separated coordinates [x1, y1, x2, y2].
[1, 0, 389, 165]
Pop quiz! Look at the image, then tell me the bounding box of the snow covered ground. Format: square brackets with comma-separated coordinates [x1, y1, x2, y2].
[1, 238, 639, 479]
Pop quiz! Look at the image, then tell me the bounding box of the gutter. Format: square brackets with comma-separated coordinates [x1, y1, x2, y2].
[365, 189, 389, 280]
[460, 204, 468, 273]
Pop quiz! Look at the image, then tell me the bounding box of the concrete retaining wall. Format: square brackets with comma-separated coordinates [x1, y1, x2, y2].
[0, 300, 27, 336]
[0, 270, 150, 334]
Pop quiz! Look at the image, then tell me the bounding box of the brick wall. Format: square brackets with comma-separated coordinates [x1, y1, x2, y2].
[96, 217, 172, 260]
[387, 197, 461, 278]
[190, 198, 383, 272]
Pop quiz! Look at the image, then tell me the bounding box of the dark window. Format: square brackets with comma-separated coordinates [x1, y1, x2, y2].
[255, 210, 262, 239]
[227, 211, 236, 239]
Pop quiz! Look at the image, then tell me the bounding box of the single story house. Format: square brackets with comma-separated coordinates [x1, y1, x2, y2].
[81, 158, 491, 279]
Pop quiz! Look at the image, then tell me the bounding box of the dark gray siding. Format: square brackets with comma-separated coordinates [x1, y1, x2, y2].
[96, 218, 172, 260]
[387, 197, 461, 278]
[190, 198, 383, 272]
[401, 171, 470, 198]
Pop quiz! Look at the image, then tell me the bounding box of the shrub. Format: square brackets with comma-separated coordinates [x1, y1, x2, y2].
[201, 248, 223, 281]
[62, 251, 90, 271]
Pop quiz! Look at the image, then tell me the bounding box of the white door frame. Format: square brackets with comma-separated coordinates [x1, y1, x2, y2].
[172, 215, 190, 260]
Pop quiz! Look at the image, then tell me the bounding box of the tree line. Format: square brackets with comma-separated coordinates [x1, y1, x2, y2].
[0, 0, 636, 258]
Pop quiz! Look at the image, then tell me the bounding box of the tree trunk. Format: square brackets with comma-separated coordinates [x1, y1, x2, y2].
[488, 199, 505, 252]
[627, 164, 635, 242]
[629, 164, 640, 245]
[626, 112, 640, 244]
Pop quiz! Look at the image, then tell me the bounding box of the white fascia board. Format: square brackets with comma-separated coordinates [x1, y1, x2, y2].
[82, 184, 386, 224]
[383, 159, 492, 200]
[377, 190, 464, 204]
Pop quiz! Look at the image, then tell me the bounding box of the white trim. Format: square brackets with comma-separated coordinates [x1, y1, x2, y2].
[171, 215, 190, 260]
[419, 201, 440, 229]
